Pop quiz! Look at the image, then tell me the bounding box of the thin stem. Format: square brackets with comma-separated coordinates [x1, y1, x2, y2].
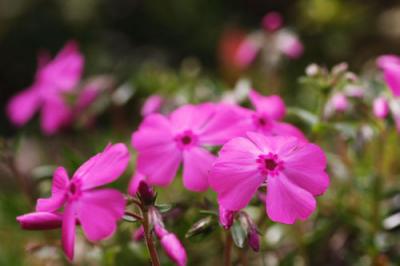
[124, 211, 143, 221]
[142, 209, 161, 266]
[224, 231, 233, 266]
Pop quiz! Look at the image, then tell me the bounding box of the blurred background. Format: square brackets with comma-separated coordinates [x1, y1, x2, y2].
[1, 0, 400, 265]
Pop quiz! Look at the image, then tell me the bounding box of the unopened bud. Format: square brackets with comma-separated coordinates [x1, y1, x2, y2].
[160, 233, 187, 266]
[138, 180, 155, 205]
[248, 226, 260, 252]
[373, 96, 389, 119]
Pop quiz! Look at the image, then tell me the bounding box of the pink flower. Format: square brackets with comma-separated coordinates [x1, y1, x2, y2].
[209, 132, 329, 224]
[132, 103, 247, 192]
[235, 89, 306, 140]
[141, 94, 164, 116]
[6, 41, 84, 135]
[17, 143, 130, 260]
[373, 96, 389, 119]
[377, 55, 400, 97]
[262, 12, 283, 32]
[276, 31, 304, 59]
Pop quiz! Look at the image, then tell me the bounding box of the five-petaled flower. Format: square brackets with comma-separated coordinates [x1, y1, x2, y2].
[132, 103, 247, 192]
[17, 143, 130, 260]
[6, 41, 84, 135]
[209, 132, 329, 224]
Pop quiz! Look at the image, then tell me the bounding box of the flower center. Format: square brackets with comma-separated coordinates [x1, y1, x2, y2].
[257, 153, 284, 177]
[252, 113, 273, 130]
[174, 130, 198, 150]
[67, 180, 82, 200]
[264, 158, 278, 171]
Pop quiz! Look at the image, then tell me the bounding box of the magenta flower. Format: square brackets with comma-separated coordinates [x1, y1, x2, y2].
[262, 11, 283, 32]
[141, 94, 164, 117]
[6, 41, 84, 135]
[236, 89, 306, 140]
[132, 103, 247, 192]
[209, 132, 329, 224]
[17, 143, 130, 260]
[377, 55, 400, 97]
[373, 96, 389, 119]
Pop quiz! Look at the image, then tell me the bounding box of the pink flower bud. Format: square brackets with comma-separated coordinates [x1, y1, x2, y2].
[331, 93, 349, 112]
[17, 212, 62, 230]
[154, 224, 169, 239]
[138, 180, 155, 205]
[132, 226, 145, 241]
[219, 206, 235, 230]
[160, 233, 187, 266]
[248, 226, 260, 252]
[373, 97, 389, 119]
[262, 12, 283, 32]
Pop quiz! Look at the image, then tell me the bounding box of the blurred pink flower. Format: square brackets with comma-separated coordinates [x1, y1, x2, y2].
[276, 31, 304, 59]
[262, 12, 283, 32]
[235, 39, 260, 68]
[132, 103, 247, 192]
[235, 89, 306, 140]
[209, 132, 329, 224]
[377, 55, 400, 97]
[330, 93, 349, 112]
[17, 143, 130, 260]
[141, 94, 164, 116]
[6, 41, 84, 135]
[373, 96, 389, 118]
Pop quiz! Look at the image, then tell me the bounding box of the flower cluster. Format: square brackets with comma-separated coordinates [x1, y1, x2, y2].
[14, 41, 334, 265]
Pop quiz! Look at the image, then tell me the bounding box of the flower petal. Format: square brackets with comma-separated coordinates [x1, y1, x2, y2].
[17, 212, 63, 230]
[77, 189, 125, 242]
[209, 137, 263, 210]
[169, 104, 214, 133]
[271, 122, 307, 141]
[282, 143, 329, 195]
[62, 202, 76, 261]
[40, 97, 73, 135]
[182, 147, 215, 192]
[132, 114, 174, 149]
[36, 167, 69, 212]
[249, 90, 286, 120]
[198, 104, 251, 145]
[39, 41, 84, 92]
[136, 142, 182, 187]
[73, 143, 130, 190]
[6, 87, 40, 126]
[266, 173, 316, 224]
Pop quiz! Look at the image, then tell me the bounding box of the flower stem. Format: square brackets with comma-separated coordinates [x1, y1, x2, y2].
[224, 231, 233, 266]
[142, 208, 161, 266]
